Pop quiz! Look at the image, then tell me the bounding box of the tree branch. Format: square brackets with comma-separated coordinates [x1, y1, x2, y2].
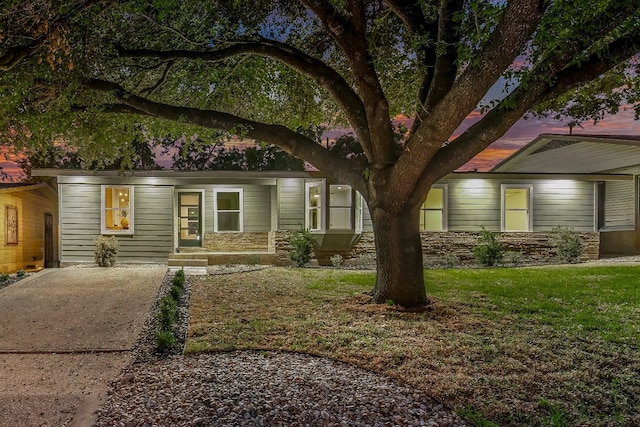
[84, 78, 368, 195]
[409, 0, 464, 136]
[393, 0, 548, 201]
[71, 104, 151, 116]
[416, 32, 640, 202]
[140, 60, 175, 96]
[0, 41, 44, 71]
[301, 0, 396, 166]
[116, 39, 374, 159]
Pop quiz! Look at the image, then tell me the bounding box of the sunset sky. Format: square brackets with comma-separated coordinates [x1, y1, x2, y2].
[2, 108, 639, 180]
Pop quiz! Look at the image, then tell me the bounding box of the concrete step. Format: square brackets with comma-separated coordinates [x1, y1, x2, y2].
[168, 266, 208, 276]
[169, 252, 279, 265]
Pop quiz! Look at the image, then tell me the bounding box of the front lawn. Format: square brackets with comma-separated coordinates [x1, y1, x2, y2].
[187, 266, 640, 426]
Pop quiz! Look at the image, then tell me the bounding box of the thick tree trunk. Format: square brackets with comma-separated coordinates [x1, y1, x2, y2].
[370, 205, 428, 308]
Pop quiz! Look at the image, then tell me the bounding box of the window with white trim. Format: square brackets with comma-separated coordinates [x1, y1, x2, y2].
[355, 193, 364, 233]
[502, 185, 532, 231]
[214, 188, 243, 232]
[329, 185, 352, 229]
[420, 185, 447, 231]
[101, 185, 133, 235]
[305, 181, 323, 231]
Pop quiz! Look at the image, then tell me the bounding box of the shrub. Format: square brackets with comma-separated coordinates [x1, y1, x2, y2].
[551, 226, 584, 263]
[169, 284, 182, 300]
[94, 235, 119, 267]
[287, 227, 314, 267]
[473, 227, 504, 267]
[330, 254, 344, 267]
[0, 274, 9, 283]
[174, 269, 185, 281]
[172, 275, 185, 289]
[442, 254, 461, 268]
[354, 253, 376, 268]
[16, 269, 26, 277]
[157, 296, 177, 331]
[505, 251, 523, 266]
[154, 330, 176, 351]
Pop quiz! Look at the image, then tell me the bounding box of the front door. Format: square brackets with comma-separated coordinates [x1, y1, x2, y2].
[178, 192, 202, 247]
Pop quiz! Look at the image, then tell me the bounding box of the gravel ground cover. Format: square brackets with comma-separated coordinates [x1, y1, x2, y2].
[95, 351, 467, 427]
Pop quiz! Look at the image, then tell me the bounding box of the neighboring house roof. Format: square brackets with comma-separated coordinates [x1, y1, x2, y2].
[0, 182, 57, 198]
[492, 134, 640, 174]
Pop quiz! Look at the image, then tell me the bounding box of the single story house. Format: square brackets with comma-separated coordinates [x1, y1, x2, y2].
[0, 182, 58, 273]
[31, 133, 640, 267]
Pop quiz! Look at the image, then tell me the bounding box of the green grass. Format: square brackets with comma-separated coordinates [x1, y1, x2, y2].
[425, 267, 640, 347]
[187, 266, 640, 426]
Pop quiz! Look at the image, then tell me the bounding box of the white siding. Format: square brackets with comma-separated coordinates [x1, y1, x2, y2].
[277, 178, 305, 230]
[604, 180, 634, 228]
[442, 179, 595, 232]
[59, 184, 173, 263]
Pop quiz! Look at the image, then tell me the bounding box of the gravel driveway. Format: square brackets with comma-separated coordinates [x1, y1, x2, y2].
[0, 266, 166, 426]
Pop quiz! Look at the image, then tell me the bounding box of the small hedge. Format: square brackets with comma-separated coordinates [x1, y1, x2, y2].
[154, 270, 186, 352]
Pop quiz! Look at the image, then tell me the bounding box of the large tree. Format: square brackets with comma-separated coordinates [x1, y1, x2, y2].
[1, 0, 639, 307]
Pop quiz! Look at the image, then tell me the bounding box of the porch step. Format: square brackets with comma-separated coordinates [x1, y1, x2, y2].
[168, 266, 208, 276]
[169, 252, 279, 266]
[167, 255, 209, 267]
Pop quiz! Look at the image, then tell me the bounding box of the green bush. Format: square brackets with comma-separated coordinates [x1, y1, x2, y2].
[16, 269, 26, 277]
[157, 296, 177, 331]
[169, 284, 182, 300]
[174, 269, 185, 281]
[154, 330, 176, 351]
[504, 251, 523, 266]
[172, 275, 184, 289]
[287, 227, 314, 267]
[550, 226, 584, 263]
[94, 235, 119, 267]
[442, 254, 461, 268]
[473, 227, 504, 267]
[0, 274, 9, 283]
[330, 254, 344, 267]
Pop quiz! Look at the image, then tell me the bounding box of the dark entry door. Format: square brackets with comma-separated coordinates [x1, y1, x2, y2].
[44, 213, 55, 268]
[178, 192, 202, 247]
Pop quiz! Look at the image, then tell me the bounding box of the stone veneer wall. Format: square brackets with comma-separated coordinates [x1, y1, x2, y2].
[179, 232, 273, 252]
[274, 231, 600, 266]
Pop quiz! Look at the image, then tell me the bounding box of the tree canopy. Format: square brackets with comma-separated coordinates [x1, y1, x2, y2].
[1, 0, 639, 306]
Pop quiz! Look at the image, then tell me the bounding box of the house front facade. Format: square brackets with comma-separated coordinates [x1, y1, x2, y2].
[33, 166, 635, 267]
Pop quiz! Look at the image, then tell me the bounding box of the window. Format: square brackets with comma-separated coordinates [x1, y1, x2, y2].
[305, 182, 323, 231]
[214, 188, 243, 232]
[329, 185, 352, 229]
[355, 193, 364, 233]
[420, 186, 447, 231]
[101, 185, 133, 234]
[502, 186, 532, 231]
[5, 205, 18, 245]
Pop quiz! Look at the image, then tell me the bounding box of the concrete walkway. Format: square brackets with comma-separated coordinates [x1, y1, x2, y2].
[0, 266, 166, 426]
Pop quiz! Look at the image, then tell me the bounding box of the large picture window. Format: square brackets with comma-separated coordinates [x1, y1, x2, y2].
[305, 182, 323, 231]
[420, 186, 447, 231]
[502, 186, 532, 231]
[101, 185, 133, 234]
[329, 185, 352, 229]
[214, 188, 243, 232]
